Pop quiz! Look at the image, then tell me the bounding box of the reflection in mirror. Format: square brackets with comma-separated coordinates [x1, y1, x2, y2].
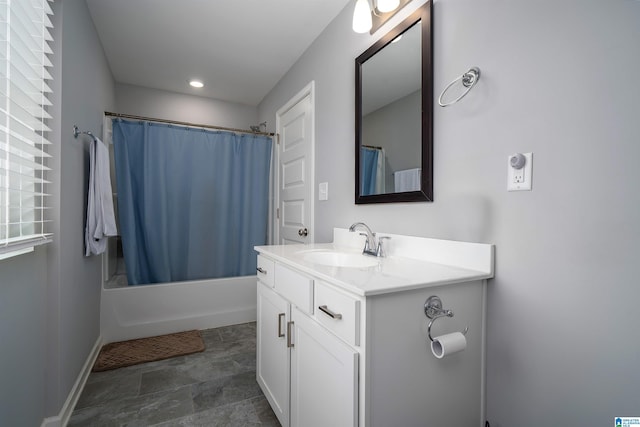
[361, 23, 421, 195]
[355, 2, 432, 204]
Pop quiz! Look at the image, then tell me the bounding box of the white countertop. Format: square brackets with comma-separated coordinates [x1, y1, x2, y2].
[255, 229, 494, 297]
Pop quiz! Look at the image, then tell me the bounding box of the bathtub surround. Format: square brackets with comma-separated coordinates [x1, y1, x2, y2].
[101, 275, 258, 343]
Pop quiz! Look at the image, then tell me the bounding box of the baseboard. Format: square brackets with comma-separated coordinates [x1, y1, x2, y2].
[41, 335, 103, 427]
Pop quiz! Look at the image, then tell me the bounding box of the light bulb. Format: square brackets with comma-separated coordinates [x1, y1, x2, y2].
[376, 0, 400, 13]
[189, 80, 204, 88]
[352, 0, 372, 34]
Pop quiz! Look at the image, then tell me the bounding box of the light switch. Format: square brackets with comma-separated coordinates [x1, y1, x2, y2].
[507, 152, 533, 191]
[319, 182, 329, 200]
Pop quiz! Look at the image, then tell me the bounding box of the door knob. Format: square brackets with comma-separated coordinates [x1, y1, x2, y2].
[298, 228, 308, 237]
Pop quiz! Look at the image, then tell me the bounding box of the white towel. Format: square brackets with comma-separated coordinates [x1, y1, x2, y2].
[394, 168, 421, 192]
[85, 137, 117, 256]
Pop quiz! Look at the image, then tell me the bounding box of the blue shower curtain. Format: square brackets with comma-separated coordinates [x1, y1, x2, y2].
[361, 146, 379, 196]
[112, 119, 272, 285]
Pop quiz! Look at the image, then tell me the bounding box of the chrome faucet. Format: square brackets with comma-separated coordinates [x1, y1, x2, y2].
[348, 222, 389, 257]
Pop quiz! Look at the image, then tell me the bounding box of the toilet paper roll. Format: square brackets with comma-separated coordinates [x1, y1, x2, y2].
[431, 332, 467, 359]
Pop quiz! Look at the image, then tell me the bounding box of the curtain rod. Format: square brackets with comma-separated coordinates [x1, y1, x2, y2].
[104, 111, 275, 137]
[362, 144, 383, 150]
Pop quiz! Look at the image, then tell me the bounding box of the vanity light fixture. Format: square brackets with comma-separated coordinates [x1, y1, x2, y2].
[377, 0, 400, 13]
[352, 0, 412, 34]
[352, 0, 373, 34]
[189, 79, 204, 88]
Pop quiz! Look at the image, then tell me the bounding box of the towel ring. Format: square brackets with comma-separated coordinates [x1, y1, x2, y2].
[438, 67, 481, 107]
[424, 295, 469, 342]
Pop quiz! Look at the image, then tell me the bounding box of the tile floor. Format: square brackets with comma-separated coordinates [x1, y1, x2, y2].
[69, 322, 280, 427]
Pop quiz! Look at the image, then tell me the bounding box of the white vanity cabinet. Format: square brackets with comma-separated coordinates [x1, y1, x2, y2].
[255, 229, 495, 427]
[257, 256, 359, 427]
[290, 306, 358, 427]
[256, 281, 290, 426]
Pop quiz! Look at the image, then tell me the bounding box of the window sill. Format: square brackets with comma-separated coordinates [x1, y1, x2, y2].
[0, 236, 53, 261]
[0, 247, 35, 261]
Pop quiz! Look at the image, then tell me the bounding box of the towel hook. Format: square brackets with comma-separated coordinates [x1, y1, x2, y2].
[424, 295, 469, 342]
[438, 67, 481, 107]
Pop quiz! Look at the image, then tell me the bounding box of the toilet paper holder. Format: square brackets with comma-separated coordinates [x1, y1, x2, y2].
[424, 295, 469, 342]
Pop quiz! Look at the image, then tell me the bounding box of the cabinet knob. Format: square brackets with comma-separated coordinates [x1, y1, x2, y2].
[298, 228, 308, 237]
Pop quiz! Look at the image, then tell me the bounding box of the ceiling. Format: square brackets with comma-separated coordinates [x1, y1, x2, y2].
[86, 0, 353, 107]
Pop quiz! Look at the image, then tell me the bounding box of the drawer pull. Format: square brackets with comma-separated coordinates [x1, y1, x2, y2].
[287, 321, 294, 348]
[277, 313, 285, 338]
[318, 305, 343, 320]
[256, 267, 267, 274]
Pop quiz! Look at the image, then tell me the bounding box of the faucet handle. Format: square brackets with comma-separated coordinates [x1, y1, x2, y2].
[359, 233, 371, 251]
[376, 236, 391, 257]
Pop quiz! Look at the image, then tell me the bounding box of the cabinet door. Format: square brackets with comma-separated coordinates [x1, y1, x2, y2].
[290, 307, 359, 427]
[257, 282, 290, 427]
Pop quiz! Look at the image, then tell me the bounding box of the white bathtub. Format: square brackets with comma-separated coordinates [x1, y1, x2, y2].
[100, 275, 257, 343]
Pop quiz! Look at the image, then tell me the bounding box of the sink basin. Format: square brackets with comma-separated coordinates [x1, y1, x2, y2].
[301, 250, 379, 268]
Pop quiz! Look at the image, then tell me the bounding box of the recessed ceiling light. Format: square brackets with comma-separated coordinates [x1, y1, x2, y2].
[189, 80, 204, 88]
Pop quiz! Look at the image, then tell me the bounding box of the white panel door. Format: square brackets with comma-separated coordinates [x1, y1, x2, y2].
[290, 307, 359, 427]
[276, 84, 314, 244]
[257, 282, 290, 427]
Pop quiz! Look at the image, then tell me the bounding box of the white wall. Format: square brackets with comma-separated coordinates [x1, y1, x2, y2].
[115, 83, 257, 130]
[0, 248, 48, 425]
[46, 0, 117, 417]
[0, 1, 116, 424]
[55, 1, 116, 416]
[2, 1, 115, 424]
[258, 1, 640, 425]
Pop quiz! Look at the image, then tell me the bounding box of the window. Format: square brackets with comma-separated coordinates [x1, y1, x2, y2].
[0, 0, 54, 258]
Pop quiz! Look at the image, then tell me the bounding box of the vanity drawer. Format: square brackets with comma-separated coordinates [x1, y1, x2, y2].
[314, 281, 360, 346]
[256, 255, 275, 287]
[274, 263, 314, 314]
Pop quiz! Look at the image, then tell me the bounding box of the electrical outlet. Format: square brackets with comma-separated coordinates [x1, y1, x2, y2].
[513, 168, 524, 183]
[507, 152, 533, 191]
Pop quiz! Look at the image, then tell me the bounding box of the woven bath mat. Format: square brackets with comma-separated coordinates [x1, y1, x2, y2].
[93, 330, 205, 372]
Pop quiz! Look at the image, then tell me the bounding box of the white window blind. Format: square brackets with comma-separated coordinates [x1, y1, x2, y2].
[0, 0, 54, 256]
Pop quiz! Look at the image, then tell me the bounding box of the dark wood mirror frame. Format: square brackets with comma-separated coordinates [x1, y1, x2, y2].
[355, 2, 433, 204]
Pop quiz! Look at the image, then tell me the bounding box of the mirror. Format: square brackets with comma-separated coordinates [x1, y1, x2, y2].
[355, 2, 432, 204]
